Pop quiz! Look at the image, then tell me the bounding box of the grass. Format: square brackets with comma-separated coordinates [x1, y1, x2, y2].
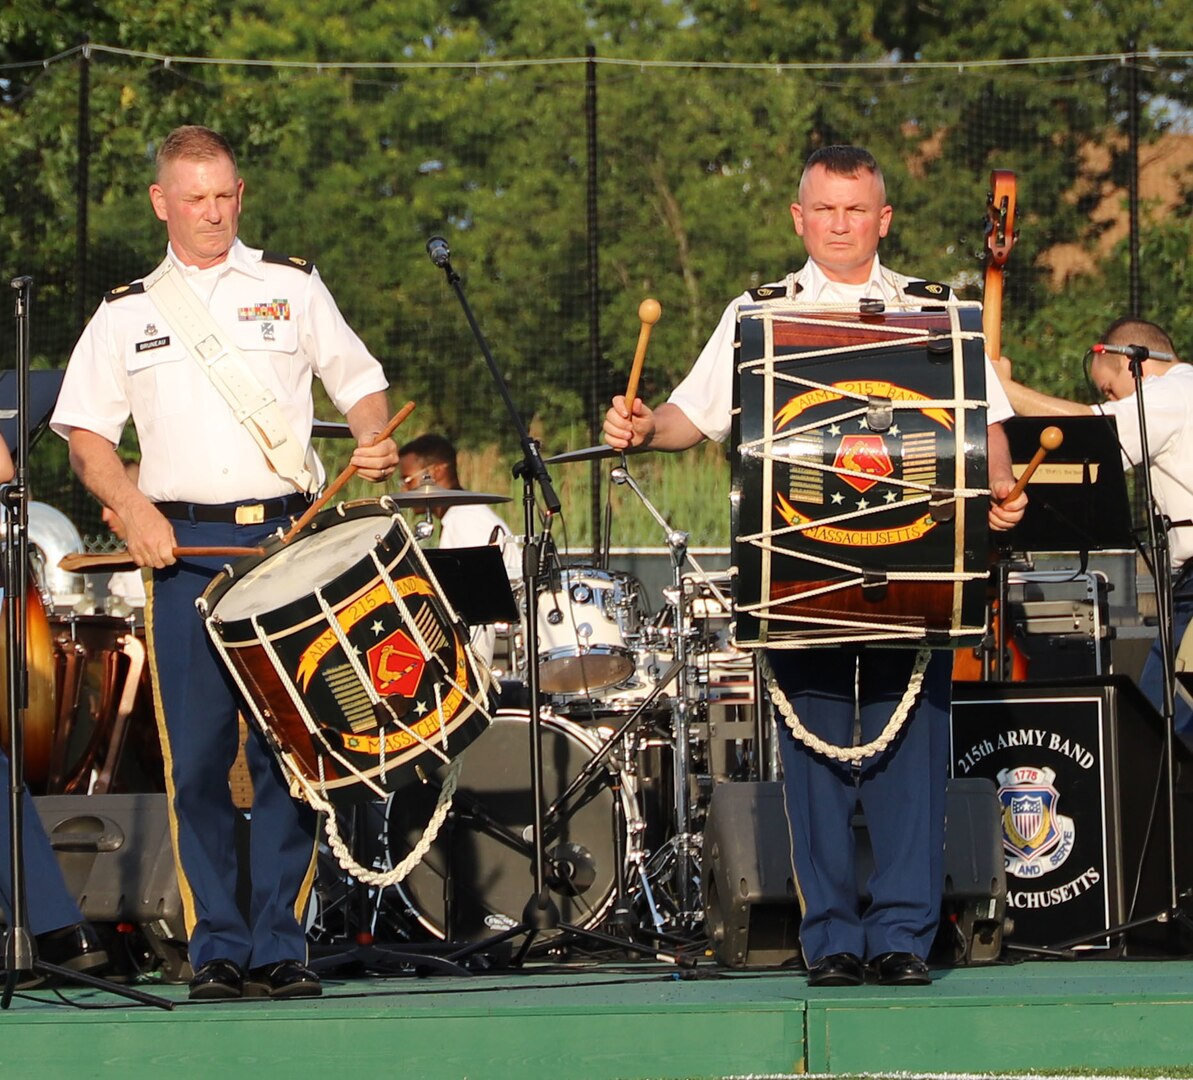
[318, 433, 734, 552]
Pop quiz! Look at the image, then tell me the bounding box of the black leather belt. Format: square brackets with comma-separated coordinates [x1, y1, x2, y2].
[155, 493, 312, 525]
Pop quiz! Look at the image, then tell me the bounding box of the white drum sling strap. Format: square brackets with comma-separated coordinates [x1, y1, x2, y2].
[144, 257, 318, 494]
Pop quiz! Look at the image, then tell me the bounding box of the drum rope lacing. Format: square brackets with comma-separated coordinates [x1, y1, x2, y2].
[312, 588, 453, 773]
[367, 541, 493, 745]
[735, 304, 989, 644]
[761, 647, 929, 763]
[311, 754, 465, 887]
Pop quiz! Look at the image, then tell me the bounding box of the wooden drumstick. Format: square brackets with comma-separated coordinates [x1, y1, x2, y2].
[623, 298, 661, 412]
[1002, 425, 1063, 505]
[281, 400, 416, 544]
[59, 547, 265, 573]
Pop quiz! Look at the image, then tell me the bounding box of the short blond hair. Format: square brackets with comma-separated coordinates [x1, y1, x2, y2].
[155, 125, 237, 181]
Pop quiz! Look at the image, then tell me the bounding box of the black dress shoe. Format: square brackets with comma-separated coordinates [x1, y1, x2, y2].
[869, 951, 931, 986]
[244, 959, 321, 999]
[806, 952, 865, 987]
[189, 958, 245, 1000]
[36, 922, 109, 975]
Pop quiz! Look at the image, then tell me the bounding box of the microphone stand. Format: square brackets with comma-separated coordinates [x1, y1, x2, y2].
[1, 277, 170, 1009]
[1123, 349, 1189, 931]
[1051, 345, 1193, 953]
[426, 239, 693, 968]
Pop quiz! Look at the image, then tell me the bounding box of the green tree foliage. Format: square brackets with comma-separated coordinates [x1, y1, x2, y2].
[1, 1, 1189, 540]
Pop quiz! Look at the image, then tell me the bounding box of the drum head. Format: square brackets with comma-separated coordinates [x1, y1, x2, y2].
[387, 709, 636, 942]
[212, 509, 394, 620]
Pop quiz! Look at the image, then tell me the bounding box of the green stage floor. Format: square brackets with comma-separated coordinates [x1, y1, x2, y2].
[3, 959, 1193, 1079]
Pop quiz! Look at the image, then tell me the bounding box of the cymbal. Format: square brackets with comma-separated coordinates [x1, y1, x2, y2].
[390, 484, 511, 508]
[544, 443, 619, 465]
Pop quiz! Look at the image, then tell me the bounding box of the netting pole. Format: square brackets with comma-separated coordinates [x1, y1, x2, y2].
[585, 43, 603, 561]
[1126, 38, 1142, 318]
[74, 36, 91, 336]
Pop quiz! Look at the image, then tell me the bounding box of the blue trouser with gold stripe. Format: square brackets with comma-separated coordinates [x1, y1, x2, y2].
[769, 647, 952, 965]
[146, 509, 317, 971]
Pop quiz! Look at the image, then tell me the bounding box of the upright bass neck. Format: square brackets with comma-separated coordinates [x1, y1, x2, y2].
[983, 169, 1018, 364]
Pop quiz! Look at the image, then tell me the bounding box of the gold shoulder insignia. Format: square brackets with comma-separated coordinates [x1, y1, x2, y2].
[261, 251, 315, 274]
[748, 285, 788, 301]
[104, 282, 146, 302]
[903, 279, 949, 299]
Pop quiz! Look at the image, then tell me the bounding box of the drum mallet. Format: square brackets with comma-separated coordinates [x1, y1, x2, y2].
[1001, 425, 1063, 505]
[623, 298, 661, 411]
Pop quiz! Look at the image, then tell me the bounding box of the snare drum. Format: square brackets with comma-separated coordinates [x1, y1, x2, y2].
[199, 499, 493, 806]
[535, 568, 644, 695]
[732, 303, 990, 648]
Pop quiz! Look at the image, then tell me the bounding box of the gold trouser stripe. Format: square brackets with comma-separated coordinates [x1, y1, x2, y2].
[143, 573, 199, 939]
[296, 815, 320, 956]
[147, 573, 322, 958]
[778, 768, 809, 965]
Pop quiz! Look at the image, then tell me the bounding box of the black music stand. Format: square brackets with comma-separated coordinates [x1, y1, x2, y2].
[0, 369, 64, 456]
[424, 546, 520, 627]
[1002, 415, 1134, 554]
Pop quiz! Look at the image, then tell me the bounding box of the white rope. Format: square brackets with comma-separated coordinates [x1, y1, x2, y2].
[306, 755, 464, 887]
[762, 648, 931, 763]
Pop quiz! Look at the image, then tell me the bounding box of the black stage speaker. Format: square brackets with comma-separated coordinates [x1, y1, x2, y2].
[32, 793, 189, 980]
[701, 779, 1006, 968]
[934, 778, 1008, 964]
[702, 781, 800, 968]
[951, 677, 1193, 955]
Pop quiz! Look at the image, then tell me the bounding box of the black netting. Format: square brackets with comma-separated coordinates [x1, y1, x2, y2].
[1, 49, 1189, 548]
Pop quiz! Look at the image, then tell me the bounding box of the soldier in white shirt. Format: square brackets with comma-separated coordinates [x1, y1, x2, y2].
[51, 125, 399, 1001]
[995, 318, 1193, 745]
[605, 146, 1026, 988]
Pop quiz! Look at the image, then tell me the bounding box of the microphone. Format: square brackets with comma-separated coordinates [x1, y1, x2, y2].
[1092, 342, 1176, 362]
[425, 235, 452, 268]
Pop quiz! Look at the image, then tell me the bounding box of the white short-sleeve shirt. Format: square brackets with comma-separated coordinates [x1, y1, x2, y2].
[668, 256, 1013, 443]
[1095, 363, 1193, 570]
[51, 239, 389, 504]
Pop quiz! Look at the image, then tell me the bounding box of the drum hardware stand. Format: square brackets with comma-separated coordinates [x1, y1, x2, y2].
[610, 462, 715, 928]
[306, 802, 473, 979]
[1049, 346, 1193, 953]
[428, 239, 693, 969]
[2, 278, 170, 1010]
[543, 658, 686, 944]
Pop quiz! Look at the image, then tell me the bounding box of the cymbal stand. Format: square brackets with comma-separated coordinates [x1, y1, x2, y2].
[610, 461, 723, 928]
[2, 277, 170, 1010]
[543, 657, 684, 940]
